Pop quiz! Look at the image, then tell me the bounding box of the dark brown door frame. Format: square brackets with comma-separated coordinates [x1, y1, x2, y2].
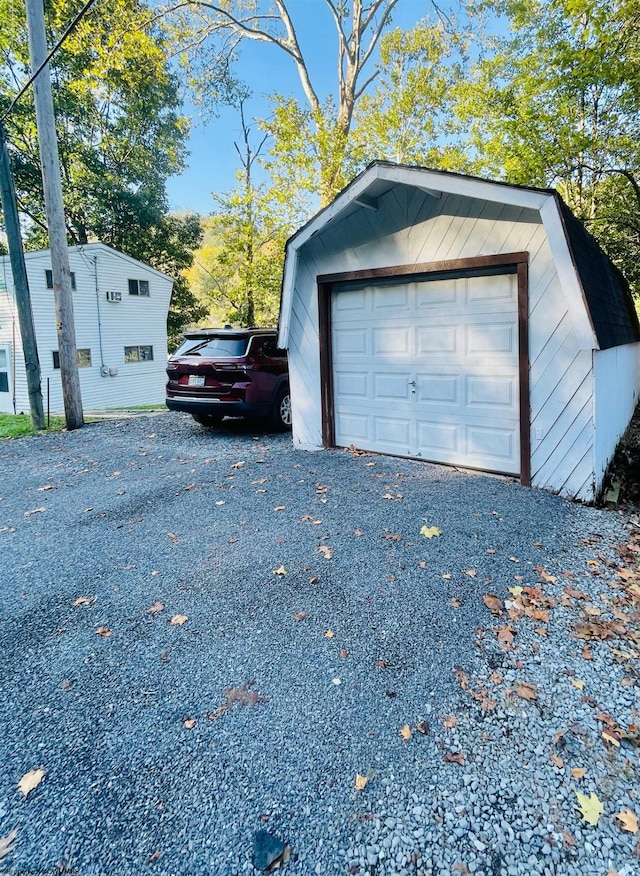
[317, 252, 531, 487]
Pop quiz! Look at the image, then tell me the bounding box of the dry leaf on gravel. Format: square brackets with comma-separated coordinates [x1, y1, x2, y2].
[496, 625, 515, 647]
[399, 725, 412, 741]
[146, 601, 165, 614]
[18, 769, 45, 797]
[615, 808, 638, 834]
[443, 752, 465, 765]
[149, 851, 163, 862]
[168, 614, 188, 626]
[483, 594, 503, 615]
[183, 718, 196, 729]
[317, 545, 333, 559]
[274, 506, 286, 511]
[208, 681, 268, 719]
[354, 529, 364, 536]
[231, 461, 245, 469]
[443, 715, 457, 729]
[575, 790, 604, 826]
[463, 569, 477, 578]
[293, 611, 308, 622]
[167, 532, 179, 543]
[72, 596, 96, 607]
[534, 566, 557, 584]
[273, 566, 287, 576]
[451, 598, 462, 608]
[24, 507, 46, 517]
[420, 525, 441, 539]
[550, 754, 564, 768]
[354, 774, 368, 790]
[0, 828, 17, 862]
[415, 721, 430, 735]
[95, 626, 112, 637]
[571, 767, 586, 779]
[515, 682, 538, 701]
[325, 630, 335, 638]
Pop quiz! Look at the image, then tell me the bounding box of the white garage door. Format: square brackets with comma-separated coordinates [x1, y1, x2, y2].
[331, 273, 521, 474]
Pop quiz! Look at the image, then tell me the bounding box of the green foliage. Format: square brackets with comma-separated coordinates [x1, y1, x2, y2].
[0, 0, 201, 336]
[454, 0, 640, 293]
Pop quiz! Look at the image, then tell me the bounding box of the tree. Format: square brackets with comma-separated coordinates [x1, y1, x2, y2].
[187, 105, 294, 327]
[0, 0, 202, 335]
[167, 0, 401, 204]
[452, 0, 640, 293]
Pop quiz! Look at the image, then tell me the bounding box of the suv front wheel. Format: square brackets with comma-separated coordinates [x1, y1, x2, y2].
[270, 387, 292, 431]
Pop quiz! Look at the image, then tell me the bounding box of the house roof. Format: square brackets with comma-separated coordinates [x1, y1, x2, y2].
[19, 241, 175, 283]
[279, 161, 640, 352]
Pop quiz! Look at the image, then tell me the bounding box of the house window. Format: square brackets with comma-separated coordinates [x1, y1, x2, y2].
[124, 345, 154, 363]
[45, 269, 76, 290]
[52, 349, 91, 369]
[128, 279, 150, 297]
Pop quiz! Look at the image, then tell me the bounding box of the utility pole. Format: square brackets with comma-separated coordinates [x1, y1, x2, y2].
[0, 122, 45, 429]
[25, 0, 83, 429]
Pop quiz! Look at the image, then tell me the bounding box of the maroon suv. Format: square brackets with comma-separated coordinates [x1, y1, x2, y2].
[165, 328, 291, 429]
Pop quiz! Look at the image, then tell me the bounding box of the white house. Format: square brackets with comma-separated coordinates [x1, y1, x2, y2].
[278, 162, 640, 502]
[0, 242, 173, 414]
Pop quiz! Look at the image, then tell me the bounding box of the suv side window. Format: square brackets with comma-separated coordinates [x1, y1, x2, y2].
[262, 338, 287, 358]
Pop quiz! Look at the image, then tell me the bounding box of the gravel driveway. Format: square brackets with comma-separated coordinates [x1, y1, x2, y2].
[0, 412, 638, 876]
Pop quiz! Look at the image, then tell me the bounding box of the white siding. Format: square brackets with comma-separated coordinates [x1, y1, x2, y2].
[288, 184, 599, 501]
[0, 244, 172, 414]
[593, 343, 640, 492]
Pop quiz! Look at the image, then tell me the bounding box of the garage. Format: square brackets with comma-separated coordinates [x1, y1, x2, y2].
[279, 162, 640, 502]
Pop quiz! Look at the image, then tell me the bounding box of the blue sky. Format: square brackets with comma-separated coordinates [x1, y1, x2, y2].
[165, 0, 432, 216]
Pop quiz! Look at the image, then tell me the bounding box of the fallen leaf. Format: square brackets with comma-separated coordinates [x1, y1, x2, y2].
[575, 790, 604, 826]
[486, 547, 496, 554]
[18, 769, 45, 797]
[534, 565, 557, 584]
[354, 529, 364, 536]
[318, 545, 333, 559]
[273, 566, 287, 576]
[274, 505, 286, 511]
[0, 828, 17, 862]
[399, 724, 412, 741]
[615, 808, 638, 834]
[149, 850, 163, 862]
[561, 831, 576, 848]
[231, 461, 245, 469]
[443, 751, 465, 765]
[166, 531, 179, 543]
[293, 610, 308, 622]
[508, 586, 524, 596]
[550, 754, 564, 768]
[443, 715, 457, 729]
[208, 681, 269, 719]
[309, 576, 319, 584]
[375, 659, 388, 668]
[415, 720, 430, 734]
[442, 572, 452, 579]
[168, 614, 188, 626]
[515, 682, 537, 701]
[95, 626, 112, 637]
[586, 559, 600, 568]
[146, 601, 165, 614]
[483, 594, 503, 616]
[480, 697, 497, 711]
[602, 729, 621, 746]
[571, 768, 586, 779]
[24, 507, 46, 517]
[332, 677, 341, 685]
[571, 679, 585, 690]
[183, 718, 196, 729]
[420, 525, 441, 539]
[325, 630, 334, 638]
[451, 597, 462, 608]
[463, 569, 477, 578]
[354, 773, 368, 790]
[496, 624, 515, 647]
[72, 595, 96, 607]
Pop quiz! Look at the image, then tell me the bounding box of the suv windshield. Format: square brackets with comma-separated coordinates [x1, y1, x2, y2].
[174, 337, 248, 358]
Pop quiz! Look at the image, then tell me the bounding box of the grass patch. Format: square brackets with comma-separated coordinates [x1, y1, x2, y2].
[0, 413, 67, 439]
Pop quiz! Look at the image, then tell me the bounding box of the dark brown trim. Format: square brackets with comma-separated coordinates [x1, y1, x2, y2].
[317, 252, 528, 286]
[318, 252, 531, 483]
[517, 260, 531, 487]
[318, 282, 335, 448]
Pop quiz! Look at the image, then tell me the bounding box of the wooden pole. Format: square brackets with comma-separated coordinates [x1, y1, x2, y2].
[0, 121, 45, 429]
[25, 0, 83, 429]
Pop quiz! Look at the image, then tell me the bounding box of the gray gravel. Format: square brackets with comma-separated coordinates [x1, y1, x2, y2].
[0, 411, 638, 876]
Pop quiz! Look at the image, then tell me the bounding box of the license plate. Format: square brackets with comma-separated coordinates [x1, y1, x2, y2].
[188, 375, 205, 387]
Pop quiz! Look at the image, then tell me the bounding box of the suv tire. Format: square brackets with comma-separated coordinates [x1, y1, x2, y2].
[270, 387, 292, 431]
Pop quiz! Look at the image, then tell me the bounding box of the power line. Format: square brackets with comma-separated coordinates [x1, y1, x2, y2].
[1, 0, 99, 124]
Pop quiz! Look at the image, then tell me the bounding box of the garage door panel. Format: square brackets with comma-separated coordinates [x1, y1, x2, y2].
[331, 273, 521, 475]
[334, 328, 368, 356]
[335, 287, 368, 313]
[374, 372, 412, 401]
[373, 326, 411, 356]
